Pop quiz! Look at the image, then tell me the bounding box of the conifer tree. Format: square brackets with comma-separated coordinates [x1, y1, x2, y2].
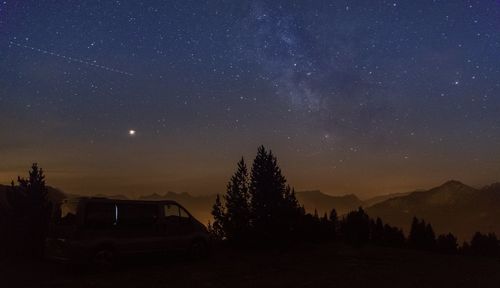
[210, 194, 225, 240]
[436, 233, 458, 254]
[8, 163, 51, 258]
[424, 223, 436, 250]
[328, 208, 338, 238]
[223, 157, 251, 243]
[371, 217, 385, 244]
[409, 217, 422, 248]
[249, 145, 299, 241]
[340, 207, 370, 246]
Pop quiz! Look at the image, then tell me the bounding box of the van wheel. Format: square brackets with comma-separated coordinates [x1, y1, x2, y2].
[189, 239, 208, 259]
[92, 248, 115, 271]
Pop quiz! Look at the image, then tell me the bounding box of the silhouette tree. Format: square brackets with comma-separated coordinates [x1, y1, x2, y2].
[223, 157, 251, 243]
[424, 223, 436, 250]
[210, 194, 225, 240]
[408, 217, 421, 248]
[249, 146, 300, 243]
[370, 217, 385, 244]
[436, 233, 458, 254]
[340, 207, 370, 246]
[460, 241, 471, 255]
[383, 224, 406, 248]
[366, 216, 405, 247]
[328, 208, 338, 239]
[7, 163, 51, 258]
[470, 232, 499, 257]
[409, 217, 436, 251]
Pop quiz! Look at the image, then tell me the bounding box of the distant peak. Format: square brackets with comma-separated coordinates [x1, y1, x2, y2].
[342, 194, 360, 200]
[298, 190, 323, 195]
[440, 180, 466, 187]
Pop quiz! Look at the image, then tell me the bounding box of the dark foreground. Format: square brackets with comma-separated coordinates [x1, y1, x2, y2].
[2, 243, 499, 288]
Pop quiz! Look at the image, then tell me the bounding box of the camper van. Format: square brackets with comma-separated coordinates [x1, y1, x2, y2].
[45, 197, 209, 268]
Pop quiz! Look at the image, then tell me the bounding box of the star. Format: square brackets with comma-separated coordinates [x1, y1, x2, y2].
[128, 129, 136, 136]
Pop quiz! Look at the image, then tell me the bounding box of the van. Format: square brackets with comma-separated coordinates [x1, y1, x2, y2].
[45, 197, 209, 268]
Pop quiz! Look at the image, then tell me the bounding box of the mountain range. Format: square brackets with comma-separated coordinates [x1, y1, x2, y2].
[366, 180, 500, 240]
[1, 180, 499, 241]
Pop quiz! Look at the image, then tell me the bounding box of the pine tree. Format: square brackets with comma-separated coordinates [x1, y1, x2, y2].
[249, 146, 299, 242]
[8, 163, 51, 258]
[436, 233, 458, 254]
[284, 185, 300, 213]
[210, 194, 225, 240]
[223, 157, 251, 243]
[409, 217, 423, 249]
[371, 217, 385, 244]
[470, 232, 499, 256]
[328, 208, 338, 239]
[340, 207, 370, 246]
[424, 223, 436, 250]
[409, 217, 436, 251]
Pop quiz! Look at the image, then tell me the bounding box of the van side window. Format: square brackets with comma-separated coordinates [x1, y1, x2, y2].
[164, 204, 179, 218]
[85, 203, 116, 229]
[179, 207, 190, 218]
[118, 204, 158, 228]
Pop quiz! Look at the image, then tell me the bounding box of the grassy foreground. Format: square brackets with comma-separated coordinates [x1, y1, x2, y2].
[2, 242, 499, 288]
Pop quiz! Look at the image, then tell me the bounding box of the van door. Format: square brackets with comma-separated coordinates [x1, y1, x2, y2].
[83, 202, 118, 245]
[160, 204, 194, 250]
[115, 203, 162, 254]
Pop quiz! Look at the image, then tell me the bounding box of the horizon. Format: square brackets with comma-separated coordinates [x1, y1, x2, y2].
[1, 173, 495, 201]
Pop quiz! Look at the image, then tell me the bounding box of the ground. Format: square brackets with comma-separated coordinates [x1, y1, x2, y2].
[2, 243, 499, 288]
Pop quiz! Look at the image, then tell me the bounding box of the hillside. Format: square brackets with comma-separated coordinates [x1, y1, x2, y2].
[366, 180, 500, 240]
[295, 190, 363, 216]
[362, 191, 413, 207]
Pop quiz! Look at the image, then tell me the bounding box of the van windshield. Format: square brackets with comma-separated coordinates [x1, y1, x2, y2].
[54, 199, 79, 225]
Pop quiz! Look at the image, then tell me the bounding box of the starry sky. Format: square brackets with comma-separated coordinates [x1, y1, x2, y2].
[1, 0, 500, 198]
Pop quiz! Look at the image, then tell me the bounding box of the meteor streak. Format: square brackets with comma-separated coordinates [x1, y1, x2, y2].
[8, 41, 133, 76]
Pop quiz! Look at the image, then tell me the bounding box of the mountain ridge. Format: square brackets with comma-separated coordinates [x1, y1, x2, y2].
[366, 180, 500, 240]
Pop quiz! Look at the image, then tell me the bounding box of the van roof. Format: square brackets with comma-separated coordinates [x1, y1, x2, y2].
[64, 196, 180, 205]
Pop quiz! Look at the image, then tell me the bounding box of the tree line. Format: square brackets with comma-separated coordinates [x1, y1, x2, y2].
[211, 146, 500, 257]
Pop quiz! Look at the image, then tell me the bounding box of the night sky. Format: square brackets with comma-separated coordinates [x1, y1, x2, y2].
[1, 1, 500, 198]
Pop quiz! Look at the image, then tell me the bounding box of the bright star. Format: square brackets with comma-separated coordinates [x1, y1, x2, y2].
[128, 129, 136, 136]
